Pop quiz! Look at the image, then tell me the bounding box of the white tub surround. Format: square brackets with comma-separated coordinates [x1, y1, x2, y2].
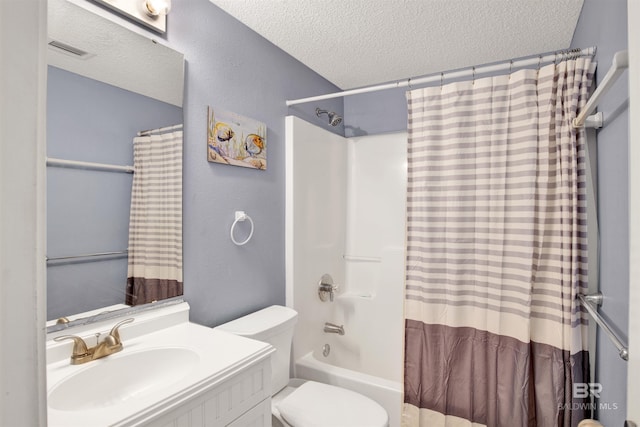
[47, 302, 274, 427]
[286, 117, 407, 427]
[285, 115, 348, 363]
[285, 117, 406, 379]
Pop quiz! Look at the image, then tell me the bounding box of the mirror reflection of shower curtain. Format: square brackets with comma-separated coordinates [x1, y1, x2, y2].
[403, 58, 595, 427]
[126, 127, 183, 306]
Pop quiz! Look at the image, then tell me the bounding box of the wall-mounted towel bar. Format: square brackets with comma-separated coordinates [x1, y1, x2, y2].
[46, 250, 128, 263]
[578, 292, 629, 361]
[46, 157, 134, 173]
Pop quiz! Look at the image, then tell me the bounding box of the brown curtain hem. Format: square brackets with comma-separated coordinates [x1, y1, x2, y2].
[404, 319, 590, 427]
[126, 277, 183, 306]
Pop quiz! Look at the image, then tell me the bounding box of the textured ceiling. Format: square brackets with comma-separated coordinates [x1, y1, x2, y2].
[209, 0, 584, 90]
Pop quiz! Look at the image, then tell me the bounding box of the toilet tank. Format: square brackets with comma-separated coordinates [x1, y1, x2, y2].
[214, 305, 298, 394]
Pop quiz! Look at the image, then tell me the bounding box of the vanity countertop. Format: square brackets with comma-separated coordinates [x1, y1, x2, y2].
[46, 303, 273, 427]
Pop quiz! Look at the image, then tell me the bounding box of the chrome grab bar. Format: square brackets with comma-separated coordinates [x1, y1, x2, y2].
[46, 250, 128, 262]
[47, 157, 134, 173]
[578, 293, 629, 361]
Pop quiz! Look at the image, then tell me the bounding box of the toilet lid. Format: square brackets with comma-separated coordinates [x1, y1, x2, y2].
[276, 381, 389, 427]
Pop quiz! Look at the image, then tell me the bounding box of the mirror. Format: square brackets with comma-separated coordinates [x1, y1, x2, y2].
[46, 0, 184, 329]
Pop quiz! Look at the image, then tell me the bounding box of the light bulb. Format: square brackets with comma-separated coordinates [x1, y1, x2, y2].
[145, 0, 171, 16]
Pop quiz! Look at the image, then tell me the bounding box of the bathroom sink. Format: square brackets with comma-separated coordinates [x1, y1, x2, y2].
[47, 305, 275, 427]
[48, 347, 199, 411]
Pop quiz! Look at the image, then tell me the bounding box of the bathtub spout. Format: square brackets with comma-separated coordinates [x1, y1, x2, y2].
[324, 322, 345, 335]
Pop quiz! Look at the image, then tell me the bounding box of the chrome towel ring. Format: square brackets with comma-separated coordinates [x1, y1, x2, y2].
[230, 211, 254, 246]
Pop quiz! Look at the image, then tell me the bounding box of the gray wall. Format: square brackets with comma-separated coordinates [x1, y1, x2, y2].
[344, 89, 407, 137]
[163, 0, 343, 326]
[571, 0, 629, 424]
[46, 66, 182, 320]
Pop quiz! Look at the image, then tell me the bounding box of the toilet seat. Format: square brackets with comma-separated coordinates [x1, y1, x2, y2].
[275, 381, 388, 427]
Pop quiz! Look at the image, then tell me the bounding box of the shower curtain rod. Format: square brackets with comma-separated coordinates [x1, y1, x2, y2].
[285, 46, 596, 107]
[137, 123, 183, 137]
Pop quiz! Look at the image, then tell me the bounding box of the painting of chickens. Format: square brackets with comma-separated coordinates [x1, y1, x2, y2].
[207, 106, 267, 170]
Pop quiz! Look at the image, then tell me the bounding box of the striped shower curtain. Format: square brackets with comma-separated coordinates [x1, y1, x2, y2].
[403, 58, 594, 427]
[126, 129, 183, 306]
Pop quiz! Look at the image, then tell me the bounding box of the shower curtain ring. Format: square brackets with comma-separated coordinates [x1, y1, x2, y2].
[572, 47, 581, 60]
[440, 72, 444, 88]
[537, 55, 542, 70]
[407, 78, 412, 90]
[472, 66, 475, 83]
[509, 60, 513, 77]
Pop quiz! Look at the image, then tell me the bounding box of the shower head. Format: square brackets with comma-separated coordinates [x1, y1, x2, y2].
[316, 108, 343, 127]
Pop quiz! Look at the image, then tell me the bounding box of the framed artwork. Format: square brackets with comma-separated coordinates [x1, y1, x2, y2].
[207, 106, 267, 170]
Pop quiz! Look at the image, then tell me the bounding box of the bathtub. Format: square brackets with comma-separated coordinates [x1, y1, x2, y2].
[294, 351, 403, 427]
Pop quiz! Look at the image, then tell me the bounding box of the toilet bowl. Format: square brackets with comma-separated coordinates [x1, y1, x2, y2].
[215, 305, 389, 427]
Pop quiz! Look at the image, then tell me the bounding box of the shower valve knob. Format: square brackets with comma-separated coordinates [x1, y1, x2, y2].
[318, 273, 339, 302]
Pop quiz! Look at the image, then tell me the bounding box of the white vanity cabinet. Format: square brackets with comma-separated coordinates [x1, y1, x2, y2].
[146, 358, 272, 427]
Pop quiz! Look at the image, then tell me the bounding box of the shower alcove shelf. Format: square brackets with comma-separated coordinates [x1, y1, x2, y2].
[341, 247, 404, 300]
[343, 254, 382, 262]
[337, 253, 379, 300]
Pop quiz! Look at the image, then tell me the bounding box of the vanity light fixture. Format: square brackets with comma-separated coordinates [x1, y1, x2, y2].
[91, 0, 171, 34]
[144, 0, 171, 17]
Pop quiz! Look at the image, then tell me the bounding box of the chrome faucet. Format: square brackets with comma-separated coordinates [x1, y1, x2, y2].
[54, 318, 134, 365]
[324, 322, 345, 335]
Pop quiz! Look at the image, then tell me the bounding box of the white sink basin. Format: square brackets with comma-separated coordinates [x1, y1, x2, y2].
[47, 306, 275, 427]
[48, 347, 199, 411]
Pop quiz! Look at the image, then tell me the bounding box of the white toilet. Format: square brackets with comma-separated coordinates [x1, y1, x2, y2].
[215, 305, 389, 427]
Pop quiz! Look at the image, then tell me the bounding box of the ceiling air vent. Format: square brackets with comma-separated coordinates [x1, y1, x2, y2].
[48, 40, 91, 59]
